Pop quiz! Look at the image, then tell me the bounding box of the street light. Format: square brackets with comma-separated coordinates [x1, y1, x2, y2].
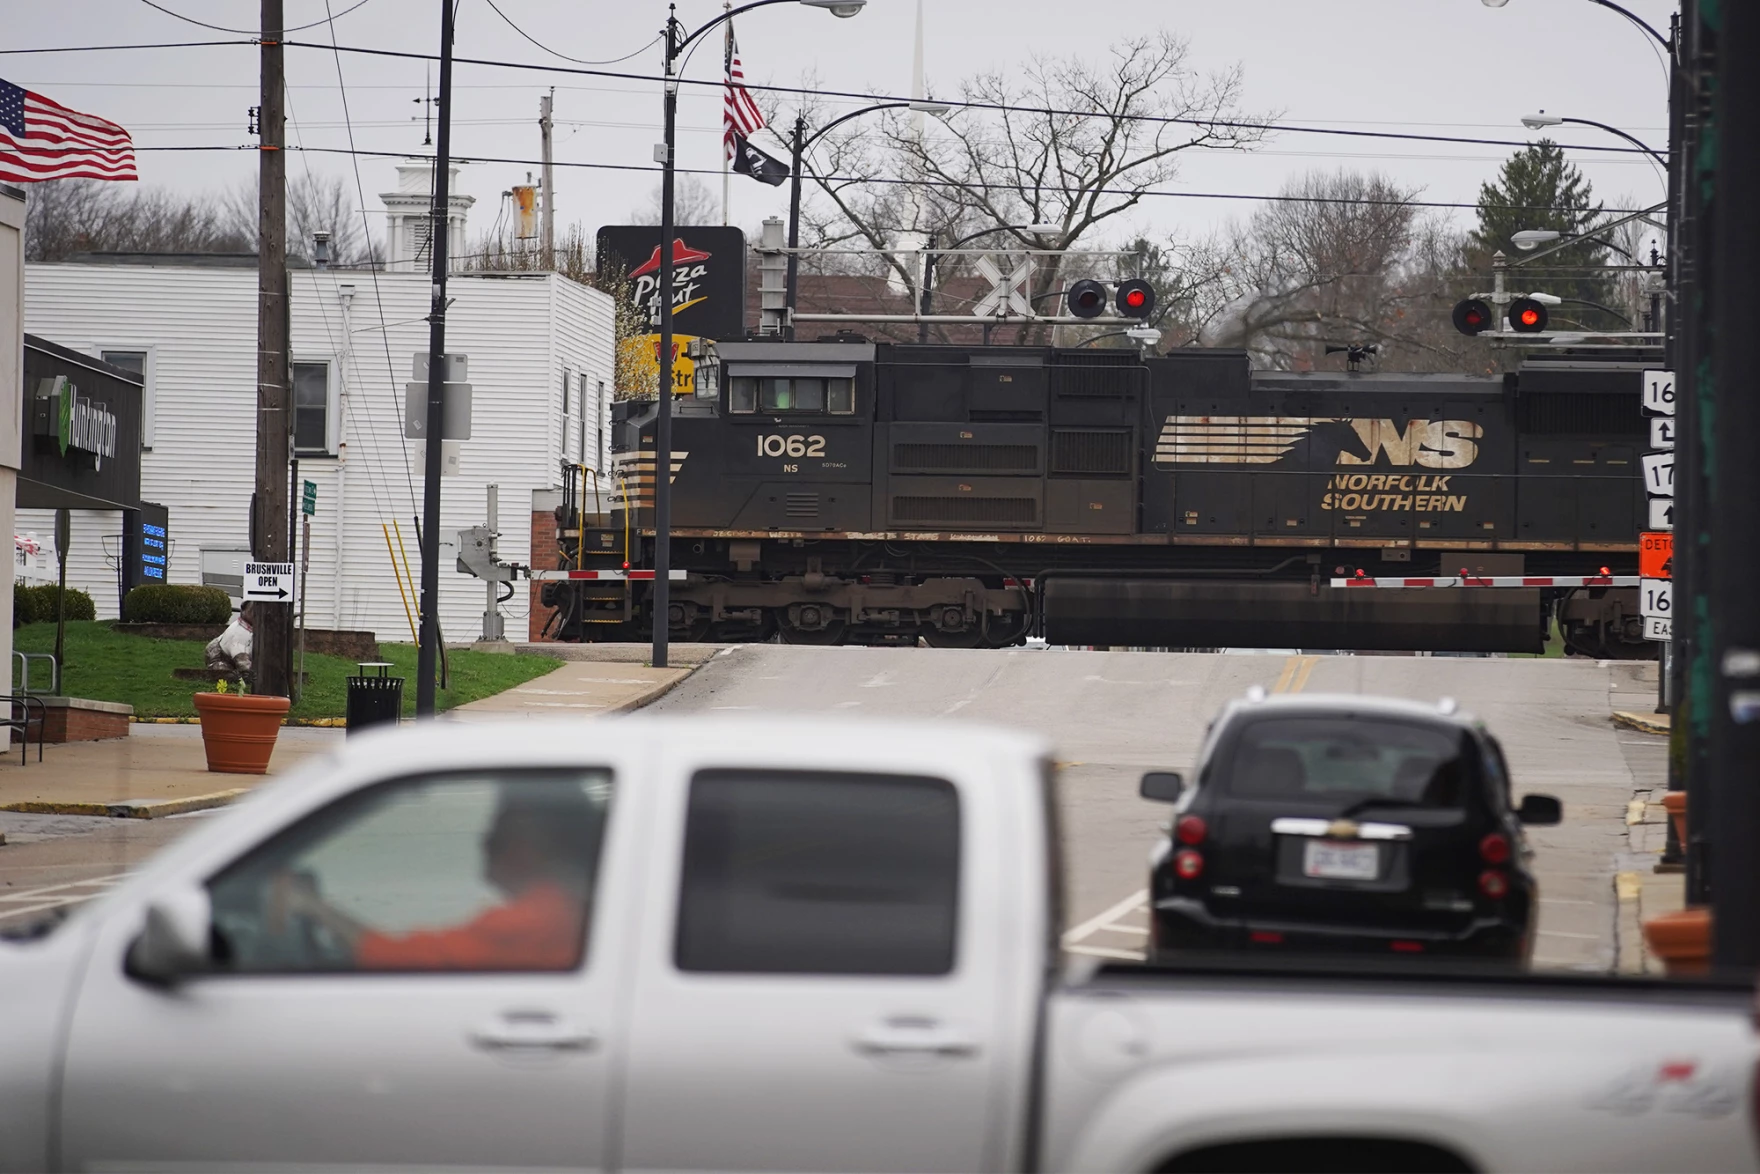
[917, 221, 1062, 342]
[784, 97, 953, 339]
[1520, 111, 1666, 167]
[651, 0, 865, 669]
[1512, 227, 1642, 263]
[1479, 0, 1669, 49]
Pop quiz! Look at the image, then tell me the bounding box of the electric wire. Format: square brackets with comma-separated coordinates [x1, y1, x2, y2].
[317, 0, 420, 517]
[479, 0, 661, 66]
[136, 0, 378, 35]
[0, 39, 249, 54]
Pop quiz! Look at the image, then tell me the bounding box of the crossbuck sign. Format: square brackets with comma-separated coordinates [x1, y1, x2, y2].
[970, 255, 1034, 317]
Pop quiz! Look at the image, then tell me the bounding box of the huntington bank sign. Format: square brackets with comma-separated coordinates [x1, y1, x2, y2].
[34, 375, 119, 471]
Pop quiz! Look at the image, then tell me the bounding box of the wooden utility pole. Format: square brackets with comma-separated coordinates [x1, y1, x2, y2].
[539, 91, 555, 265]
[252, 0, 292, 698]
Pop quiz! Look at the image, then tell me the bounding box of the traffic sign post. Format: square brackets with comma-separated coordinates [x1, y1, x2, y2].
[243, 560, 296, 604]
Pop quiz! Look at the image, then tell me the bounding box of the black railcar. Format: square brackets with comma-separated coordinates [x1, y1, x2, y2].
[542, 342, 1652, 656]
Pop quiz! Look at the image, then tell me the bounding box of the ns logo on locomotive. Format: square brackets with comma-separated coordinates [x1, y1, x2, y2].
[545, 272, 1651, 656]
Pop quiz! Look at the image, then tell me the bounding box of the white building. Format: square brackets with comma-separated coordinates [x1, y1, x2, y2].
[19, 257, 613, 642]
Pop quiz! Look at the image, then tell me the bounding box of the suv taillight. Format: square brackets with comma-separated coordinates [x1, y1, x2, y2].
[1479, 832, 1511, 865]
[1176, 815, 1207, 845]
[1478, 869, 1509, 899]
[1174, 849, 1204, 880]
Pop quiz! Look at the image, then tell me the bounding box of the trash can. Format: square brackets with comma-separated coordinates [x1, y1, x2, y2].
[346, 661, 404, 735]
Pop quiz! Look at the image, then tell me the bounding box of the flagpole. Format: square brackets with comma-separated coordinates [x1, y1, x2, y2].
[721, 3, 732, 226]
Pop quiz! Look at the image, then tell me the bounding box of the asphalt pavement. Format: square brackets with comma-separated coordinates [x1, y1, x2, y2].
[651, 646, 1668, 972]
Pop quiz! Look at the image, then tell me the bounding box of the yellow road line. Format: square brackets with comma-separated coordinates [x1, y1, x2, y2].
[1270, 654, 1320, 694]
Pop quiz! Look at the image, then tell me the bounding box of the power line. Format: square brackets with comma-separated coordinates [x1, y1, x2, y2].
[478, 0, 660, 66]
[279, 38, 1662, 159]
[0, 39, 249, 54]
[137, 0, 377, 35]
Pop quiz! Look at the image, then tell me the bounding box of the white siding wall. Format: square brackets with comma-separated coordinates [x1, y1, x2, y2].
[21, 264, 613, 642]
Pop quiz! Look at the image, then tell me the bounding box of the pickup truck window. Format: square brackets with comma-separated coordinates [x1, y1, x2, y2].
[675, 770, 959, 975]
[206, 770, 612, 974]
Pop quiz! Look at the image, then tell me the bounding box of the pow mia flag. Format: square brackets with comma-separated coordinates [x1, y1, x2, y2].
[730, 132, 789, 186]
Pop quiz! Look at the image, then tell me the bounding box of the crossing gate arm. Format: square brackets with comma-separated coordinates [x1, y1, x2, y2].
[1329, 574, 1640, 588]
[526, 569, 689, 581]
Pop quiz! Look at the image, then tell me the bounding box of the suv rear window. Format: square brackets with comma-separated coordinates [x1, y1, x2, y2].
[1220, 716, 1470, 807]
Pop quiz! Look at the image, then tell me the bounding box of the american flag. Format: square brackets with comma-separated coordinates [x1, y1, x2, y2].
[0, 78, 137, 183]
[723, 29, 765, 162]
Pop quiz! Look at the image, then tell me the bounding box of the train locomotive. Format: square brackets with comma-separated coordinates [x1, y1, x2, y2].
[540, 341, 1653, 657]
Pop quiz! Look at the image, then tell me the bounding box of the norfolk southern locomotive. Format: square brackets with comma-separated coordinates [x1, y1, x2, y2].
[541, 342, 1651, 657]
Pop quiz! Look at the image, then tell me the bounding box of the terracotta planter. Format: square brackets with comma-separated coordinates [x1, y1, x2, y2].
[1662, 791, 1687, 848]
[1642, 905, 1711, 976]
[192, 692, 290, 775]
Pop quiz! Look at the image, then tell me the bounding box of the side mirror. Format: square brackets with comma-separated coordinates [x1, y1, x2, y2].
[1517, 794, 1562, 826]
[1140, 771, 1185, 803]
[125, 886, 213, 986]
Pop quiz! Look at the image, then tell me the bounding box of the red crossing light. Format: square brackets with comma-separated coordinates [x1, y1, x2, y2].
[1507, 297, 1549, 334]
[1066, 279, 1107, 319]
[1452, 298, 1493, 336]
[1115, 278, 1156, 319]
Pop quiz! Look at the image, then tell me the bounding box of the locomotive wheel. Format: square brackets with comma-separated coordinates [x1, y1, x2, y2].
[674, 614, 713, 642]
[777, 613, 847, 645]
[921, 626, 984, 649]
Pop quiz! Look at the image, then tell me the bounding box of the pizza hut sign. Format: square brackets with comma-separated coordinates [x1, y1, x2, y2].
[596, 225, 748, 341]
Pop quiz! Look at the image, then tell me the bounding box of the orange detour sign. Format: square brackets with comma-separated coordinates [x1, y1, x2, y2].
[1640, 531, 1674, 580]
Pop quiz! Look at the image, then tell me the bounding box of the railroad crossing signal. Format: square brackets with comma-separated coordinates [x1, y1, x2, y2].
[971, 255, 1033, 317]
[1507, 296, 1549, 333]
[1451, 298, 1493, 335]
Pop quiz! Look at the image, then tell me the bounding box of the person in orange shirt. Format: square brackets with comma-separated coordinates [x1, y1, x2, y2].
[267, 787, 599, 971]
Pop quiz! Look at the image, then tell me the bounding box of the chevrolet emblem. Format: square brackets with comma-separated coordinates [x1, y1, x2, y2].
[1326, 819, 1360, 839]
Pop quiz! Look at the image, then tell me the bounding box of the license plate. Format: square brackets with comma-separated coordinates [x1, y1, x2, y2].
[1303, 840, 1379, 881]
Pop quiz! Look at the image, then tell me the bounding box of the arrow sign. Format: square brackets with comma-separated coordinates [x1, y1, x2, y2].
[1648, 497, 1674, 531]
[1649, 417, 1675, 450]
[243, 560, 296, 604]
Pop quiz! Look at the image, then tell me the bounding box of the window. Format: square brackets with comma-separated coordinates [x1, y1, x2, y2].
[727, 375, 855, 416]
[291, 361, 330, 455]
[100, 349, 151, 448]
[1222, 717, 1469, 808]
[207, 769, 613, 974]
[676, 770, 959, 975]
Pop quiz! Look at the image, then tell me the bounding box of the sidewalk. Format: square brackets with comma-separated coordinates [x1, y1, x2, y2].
[1616, 783, 1688, 975]
[0, 653, 712, 818]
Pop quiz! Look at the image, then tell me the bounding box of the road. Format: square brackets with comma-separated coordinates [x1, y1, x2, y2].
[652, 646, 1667, 971]
[3, 647, 1666, 972]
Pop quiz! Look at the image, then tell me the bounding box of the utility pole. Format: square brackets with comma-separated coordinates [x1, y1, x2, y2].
[1708, 0, 1760, 972]
[252, 0, 292, 699]
[538, 90, 555, 265]
[653, 9, 681, 669]
[416, 0, 456, 716]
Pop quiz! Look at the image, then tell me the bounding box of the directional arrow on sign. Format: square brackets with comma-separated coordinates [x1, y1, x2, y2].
[245, 585, 290, 600]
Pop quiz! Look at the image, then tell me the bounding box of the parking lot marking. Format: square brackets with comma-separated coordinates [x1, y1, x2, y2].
[1067, 944, 1147, 961]
[1063, 890, 1149, 946]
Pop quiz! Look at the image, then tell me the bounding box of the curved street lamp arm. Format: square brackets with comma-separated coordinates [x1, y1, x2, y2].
[802, 102, 912, 151]
[1585, 0, 1671, 49]
[673, 0, 794, 54]
[1556, 297, 1634, 327]
[1560, 116, 1667, 167]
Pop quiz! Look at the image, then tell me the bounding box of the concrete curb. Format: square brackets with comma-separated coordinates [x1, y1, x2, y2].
[130, 716, 347, 727]
[603, 661, 707, 715]
[0, 788, 251, 820]
[1612, 711, 1670, 736]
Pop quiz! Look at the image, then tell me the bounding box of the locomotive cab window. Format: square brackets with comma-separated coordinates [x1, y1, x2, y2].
[727, 368, 856, 416]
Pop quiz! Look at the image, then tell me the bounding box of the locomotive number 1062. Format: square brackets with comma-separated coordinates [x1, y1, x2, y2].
[757, 434, 827, 458]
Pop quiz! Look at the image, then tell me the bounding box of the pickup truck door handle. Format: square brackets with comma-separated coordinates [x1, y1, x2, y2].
[852, 1020, 979, 1058]
[470, 1012, 598, 1053]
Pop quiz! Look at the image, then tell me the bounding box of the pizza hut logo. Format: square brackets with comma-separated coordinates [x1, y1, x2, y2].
[629, 237, 714, 328]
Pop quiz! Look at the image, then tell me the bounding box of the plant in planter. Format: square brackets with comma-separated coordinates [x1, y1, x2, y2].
[192, 674, 290, 775]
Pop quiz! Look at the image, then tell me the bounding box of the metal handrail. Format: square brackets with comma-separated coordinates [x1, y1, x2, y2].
[12, 650, 58, 696]
[0, 693, 48, 765]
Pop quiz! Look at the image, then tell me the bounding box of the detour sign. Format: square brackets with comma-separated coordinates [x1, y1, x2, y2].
[1640, 531, 1674, 580]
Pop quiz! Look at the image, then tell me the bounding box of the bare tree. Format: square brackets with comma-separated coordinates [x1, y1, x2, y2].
[24, 179, 250, 261]
[795, 32, 1268, 340]
[222, 172, 372, 264]
[626, 174, 720, 227]
[1206, 170, 1488, 373]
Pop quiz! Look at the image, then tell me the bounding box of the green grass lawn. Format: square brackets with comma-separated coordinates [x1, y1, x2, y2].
[13, 622, 561, 720]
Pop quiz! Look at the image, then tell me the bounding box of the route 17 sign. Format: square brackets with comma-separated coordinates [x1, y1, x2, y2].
[243, 560, 295, 604]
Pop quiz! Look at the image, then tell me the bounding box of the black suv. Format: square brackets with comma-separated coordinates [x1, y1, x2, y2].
[1141, 693, 1561, 962]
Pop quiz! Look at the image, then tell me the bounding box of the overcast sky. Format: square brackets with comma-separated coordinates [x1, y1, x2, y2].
[7, 0, 1675, 254]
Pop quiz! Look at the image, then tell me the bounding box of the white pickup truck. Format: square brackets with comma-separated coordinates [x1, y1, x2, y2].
[2, 716, 1754, 1173]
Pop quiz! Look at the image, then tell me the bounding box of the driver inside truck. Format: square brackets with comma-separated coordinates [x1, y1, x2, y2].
[266, 786, 596, 971]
